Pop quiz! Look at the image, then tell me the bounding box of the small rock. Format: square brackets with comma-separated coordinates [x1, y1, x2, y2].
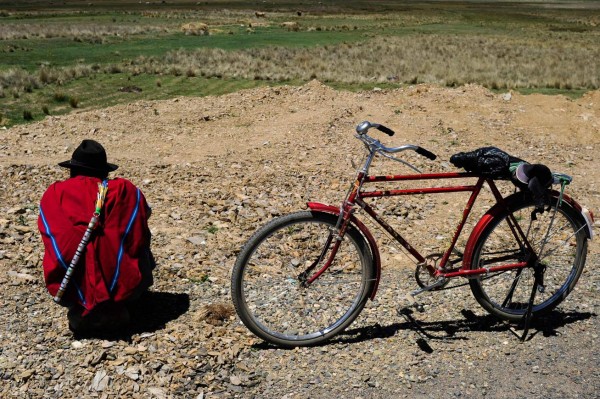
[90, 351, 107, 366]
[20, 369, 35, 381]
[90, 370, 109, 392]
[124, 347, 137, 355]
[170, 212, 181, 220]
[101, 341, 116, 349]
[187, 236, 206, 246]
[147, 387, 168, 399]
[7, 271, 36, 283]
[13, 225, 31, 233]
[71, 341, 85, 349]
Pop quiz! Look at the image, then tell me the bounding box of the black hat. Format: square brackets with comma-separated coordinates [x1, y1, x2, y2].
[58, 139, 118, 172]
[515, 163, 553, 186]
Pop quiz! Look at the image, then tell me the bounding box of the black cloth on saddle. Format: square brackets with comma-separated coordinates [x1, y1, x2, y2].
[450, 146, 523, 179]
[450, 147, 553, 212]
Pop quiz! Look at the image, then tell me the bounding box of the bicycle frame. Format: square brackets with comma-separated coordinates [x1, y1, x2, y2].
[306, 170, 536, 298]
[353, 171, 534, 276]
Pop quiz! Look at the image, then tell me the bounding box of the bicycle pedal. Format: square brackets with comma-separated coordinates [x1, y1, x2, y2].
[402, 293, 425, 313]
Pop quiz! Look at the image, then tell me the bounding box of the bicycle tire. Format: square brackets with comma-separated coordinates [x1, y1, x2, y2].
[469, 193, 588, 322]
[231, 211, 375, 347]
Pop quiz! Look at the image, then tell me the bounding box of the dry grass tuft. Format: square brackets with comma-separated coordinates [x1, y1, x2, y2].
[195, 303, 235, 325]
[181, 22, 209, 36]
[127, 34, 599, 90]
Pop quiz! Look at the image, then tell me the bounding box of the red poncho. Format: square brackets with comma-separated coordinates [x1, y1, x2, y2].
[38, 176, 151, 314]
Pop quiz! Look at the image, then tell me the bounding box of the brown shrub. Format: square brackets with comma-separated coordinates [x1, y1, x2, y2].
[181, 22, 209, 36]
[195, 303, 234, 326]
[281, 21, 300, 31]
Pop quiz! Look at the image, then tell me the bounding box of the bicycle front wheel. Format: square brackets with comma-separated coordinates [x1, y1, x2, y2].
[231, 211, 375, 347]
[470, 194, 588, 322]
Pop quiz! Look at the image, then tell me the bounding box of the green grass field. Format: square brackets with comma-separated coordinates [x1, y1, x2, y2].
[1, 1, 599, 127]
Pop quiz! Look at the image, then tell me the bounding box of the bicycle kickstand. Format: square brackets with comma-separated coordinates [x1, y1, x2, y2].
[515, 263, 546, 342]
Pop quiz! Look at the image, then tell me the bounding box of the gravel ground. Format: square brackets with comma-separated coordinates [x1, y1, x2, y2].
[0, 81, 598, 398]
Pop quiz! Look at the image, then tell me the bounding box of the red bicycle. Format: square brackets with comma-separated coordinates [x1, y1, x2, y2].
[231, 121, 594, 347]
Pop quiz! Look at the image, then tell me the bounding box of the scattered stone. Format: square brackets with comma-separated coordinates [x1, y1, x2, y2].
[71, 341, 85, 349]
[187, 236, 206, 246]
[90, 370, 109, 392]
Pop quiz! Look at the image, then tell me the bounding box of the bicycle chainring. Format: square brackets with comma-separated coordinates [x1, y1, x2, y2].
[415, 253, 449, 290]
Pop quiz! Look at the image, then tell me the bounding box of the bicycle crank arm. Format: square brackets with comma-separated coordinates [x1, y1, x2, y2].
[410, 277, 449, 297]
[402, 278, 449, 313]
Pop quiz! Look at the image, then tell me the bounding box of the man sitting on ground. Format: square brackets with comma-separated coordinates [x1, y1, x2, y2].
[38, 139, 154, 333]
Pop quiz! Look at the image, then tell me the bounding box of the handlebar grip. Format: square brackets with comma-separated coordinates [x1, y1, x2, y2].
[416, 147, 437, 160]
[375, 124, 395, 136]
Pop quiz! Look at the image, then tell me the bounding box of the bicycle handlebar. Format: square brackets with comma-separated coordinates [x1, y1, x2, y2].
[356, 121, 437, 161]
[356, 121, 395, 137]
[415, 147, 437, 160]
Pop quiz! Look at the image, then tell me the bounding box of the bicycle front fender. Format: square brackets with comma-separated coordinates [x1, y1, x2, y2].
[462, 190, 593, 270]
[306, 202, 381, 300]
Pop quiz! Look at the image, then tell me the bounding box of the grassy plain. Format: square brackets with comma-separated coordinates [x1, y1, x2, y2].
[1, 1, 599, 126]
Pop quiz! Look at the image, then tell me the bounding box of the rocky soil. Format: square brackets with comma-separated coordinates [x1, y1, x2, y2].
[0, 81, 598, 398]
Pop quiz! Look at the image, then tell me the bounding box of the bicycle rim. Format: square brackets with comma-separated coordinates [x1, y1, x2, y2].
[232, 212, 374, 347]
[470, 197, 587, 321]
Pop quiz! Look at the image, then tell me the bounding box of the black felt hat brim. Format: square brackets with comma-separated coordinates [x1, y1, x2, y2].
[58, 159, 119, 172]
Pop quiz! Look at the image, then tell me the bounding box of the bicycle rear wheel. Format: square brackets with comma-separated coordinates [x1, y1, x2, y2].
[469, 194, 588, 322]
[231, 211, 375, 347]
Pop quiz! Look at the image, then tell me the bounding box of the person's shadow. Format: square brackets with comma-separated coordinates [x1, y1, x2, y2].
[72, 290, 190, 341]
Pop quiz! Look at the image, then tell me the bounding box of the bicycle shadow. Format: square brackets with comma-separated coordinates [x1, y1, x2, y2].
[250, 309, 594, 351]
[72, 290, 190, 342]
[332, 308, 595, 349]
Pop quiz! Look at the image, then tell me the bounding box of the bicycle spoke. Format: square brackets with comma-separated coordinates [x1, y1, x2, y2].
[538, 224, 586, 262]
[501, 268, 523, 308]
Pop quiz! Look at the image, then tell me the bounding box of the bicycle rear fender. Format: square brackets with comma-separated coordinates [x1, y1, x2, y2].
[462, 190, 593, 270]
[307, 202, 381, 300]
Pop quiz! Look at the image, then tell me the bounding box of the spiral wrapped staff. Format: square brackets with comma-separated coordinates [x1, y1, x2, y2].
[53, 180, 108, 304]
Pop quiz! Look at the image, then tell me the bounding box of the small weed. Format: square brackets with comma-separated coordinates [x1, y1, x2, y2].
[23, 110, 33, 120]
[107, 64, 121, 74]
[190, 273, 210, 284]
[53, 91, 68, 102]
[207, 225, 219, 234]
